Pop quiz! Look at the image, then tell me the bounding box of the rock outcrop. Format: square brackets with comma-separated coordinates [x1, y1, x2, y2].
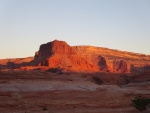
[73, 46, 150, 73]
[34, 40, 76, 59]
[112, 60, 128, 73]
[33, 40, 98, 72]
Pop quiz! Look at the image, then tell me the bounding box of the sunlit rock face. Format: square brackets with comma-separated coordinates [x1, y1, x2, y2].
[33, 40, 97, 72]
[32, 40, 150, 73]
[73, 45, 150, 73]
[35, 40, 77, 59]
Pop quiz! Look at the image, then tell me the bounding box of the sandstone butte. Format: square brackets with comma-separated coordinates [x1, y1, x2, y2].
[0, 39, 150, 73]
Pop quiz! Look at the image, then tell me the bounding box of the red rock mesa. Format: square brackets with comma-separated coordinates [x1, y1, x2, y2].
[0, 40, 150, 73]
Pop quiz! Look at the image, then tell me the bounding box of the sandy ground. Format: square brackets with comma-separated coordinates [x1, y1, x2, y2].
[0, 70, 150, 113]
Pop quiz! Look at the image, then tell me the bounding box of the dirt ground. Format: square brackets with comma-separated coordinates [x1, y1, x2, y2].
[0, 70, 150, 113]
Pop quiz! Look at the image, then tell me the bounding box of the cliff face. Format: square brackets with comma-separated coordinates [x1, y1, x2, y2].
[35, 40, 76, 59]
[33, 40, 150, 73]
[34, 40, 97, 72]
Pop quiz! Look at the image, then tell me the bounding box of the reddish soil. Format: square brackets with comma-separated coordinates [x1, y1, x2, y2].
[0, 70, 149, 113]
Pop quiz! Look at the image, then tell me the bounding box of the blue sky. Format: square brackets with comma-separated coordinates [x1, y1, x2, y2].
[0, 0, 150, 58]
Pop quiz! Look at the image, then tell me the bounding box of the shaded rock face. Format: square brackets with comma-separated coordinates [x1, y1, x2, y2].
[0, 57, 34, 70]
[97, 57, 129, 73]
[33, 40, 150, 73]
[113, 60, 128, 73]
[98, 56, 108, 71]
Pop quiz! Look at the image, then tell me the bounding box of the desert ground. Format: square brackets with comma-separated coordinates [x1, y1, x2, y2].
[0, 70, 149, 113]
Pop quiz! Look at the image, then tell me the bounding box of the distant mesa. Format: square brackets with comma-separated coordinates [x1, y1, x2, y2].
[32, 40, 150, 73]
[0, 39, 150, 73]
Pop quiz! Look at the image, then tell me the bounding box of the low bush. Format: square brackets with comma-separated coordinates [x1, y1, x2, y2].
[92, 76, 103, 85]
[132, 96, 150, 111]
[42, 107, 48, 111]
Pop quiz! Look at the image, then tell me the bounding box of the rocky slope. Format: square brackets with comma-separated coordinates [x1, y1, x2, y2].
[0, 57, 33, 70]
[73, 46, 150, 73]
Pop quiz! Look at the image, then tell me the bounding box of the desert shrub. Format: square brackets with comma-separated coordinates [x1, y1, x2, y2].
[0, 71, 10, 75]
[47, 67, 63, 74]
[117, 76, 130, 85]
[132, 96, 150, 111]
[92, 76, 103, 85]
